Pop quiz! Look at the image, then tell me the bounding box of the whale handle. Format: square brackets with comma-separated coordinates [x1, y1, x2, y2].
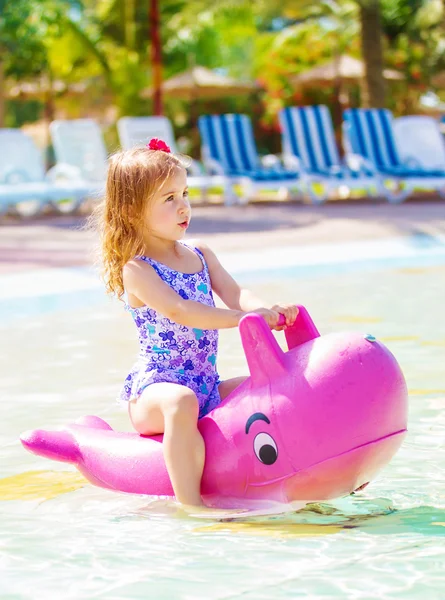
[239, 313, 286, 385]
[239, 306, 320, 385]
[283, 305, 320, 350]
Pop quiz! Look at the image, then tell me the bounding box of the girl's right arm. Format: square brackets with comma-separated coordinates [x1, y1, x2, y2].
[123, 260, 247, 329]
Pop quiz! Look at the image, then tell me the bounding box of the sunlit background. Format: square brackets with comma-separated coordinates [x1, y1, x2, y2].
[1, 1, 445, 599]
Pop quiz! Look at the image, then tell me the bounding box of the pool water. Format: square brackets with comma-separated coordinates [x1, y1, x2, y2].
[1, 239, 445, 599]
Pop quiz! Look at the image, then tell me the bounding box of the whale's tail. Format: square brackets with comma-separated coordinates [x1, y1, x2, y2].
[20, 429, 80, 464]
[20, 417, 114, 464]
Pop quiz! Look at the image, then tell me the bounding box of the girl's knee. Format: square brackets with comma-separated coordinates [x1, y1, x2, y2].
[163, 390, 199, 421]
[128, 397, 164, 435]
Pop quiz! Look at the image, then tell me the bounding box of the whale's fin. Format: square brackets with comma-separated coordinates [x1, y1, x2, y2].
[239, 313, 286, 386]
[20, 429, 80, 464]
[284, 305, 320, 350]
[74, 415, 113, 430]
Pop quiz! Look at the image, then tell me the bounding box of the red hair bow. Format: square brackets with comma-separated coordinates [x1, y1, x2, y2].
[147, 138, 171, 153]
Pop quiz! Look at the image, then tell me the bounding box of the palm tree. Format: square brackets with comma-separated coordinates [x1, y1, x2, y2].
[0, 59, 5, 128]
[1, 0, 113, 127]
[0, 0, 47, 126]
[150, 0, 163, 115]
[357, 0, 386, 107]
[215, 0, 388, 108]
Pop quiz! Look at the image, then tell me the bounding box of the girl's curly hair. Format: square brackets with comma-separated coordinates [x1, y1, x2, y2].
[90, 146, 187, 300]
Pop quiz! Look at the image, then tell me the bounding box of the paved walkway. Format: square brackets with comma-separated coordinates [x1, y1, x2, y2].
[0, 200, 444, 274]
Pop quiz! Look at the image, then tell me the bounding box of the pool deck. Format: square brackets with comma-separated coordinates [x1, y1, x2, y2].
[0, 200, 444, 274]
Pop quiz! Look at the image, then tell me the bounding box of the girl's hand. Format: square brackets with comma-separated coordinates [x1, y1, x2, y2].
[251, 307, 281, 330]
[271, 304, 299, 330]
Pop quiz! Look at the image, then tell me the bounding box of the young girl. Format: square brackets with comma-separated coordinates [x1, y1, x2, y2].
[97, 138, 298, 509]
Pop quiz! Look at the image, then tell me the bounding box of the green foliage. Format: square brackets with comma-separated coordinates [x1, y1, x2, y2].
[5, 99, 42, 127]
[381, 0, 445, 96]
[381, 0, 429, 41]
[0, 0, 51, 78]
[0, 0, 112, 81]
[251, 1, 361, 122]
[2, 0, 445, 130]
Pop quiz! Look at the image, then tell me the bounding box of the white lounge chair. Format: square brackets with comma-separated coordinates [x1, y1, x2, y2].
[117, 116, 177, 151]
[279, 105, 379, 203]
[50, 119, 109, 198]
[343, 108, 445, 202]
[0, 128, 89, 216]
[393, 115, 445, 172]
[198, 113, 302, 203]
[117, 116, 233, 205]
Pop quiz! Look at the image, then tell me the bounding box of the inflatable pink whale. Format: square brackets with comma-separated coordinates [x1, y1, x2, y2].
[20, 306, 408, 508]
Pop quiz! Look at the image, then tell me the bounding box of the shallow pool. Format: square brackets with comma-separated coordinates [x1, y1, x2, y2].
[1, 237, 445, 599]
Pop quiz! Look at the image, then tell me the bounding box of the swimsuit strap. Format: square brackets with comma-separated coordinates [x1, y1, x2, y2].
[135, 242, 208, 276]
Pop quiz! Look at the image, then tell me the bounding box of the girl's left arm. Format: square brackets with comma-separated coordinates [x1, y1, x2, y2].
[196, 241, 298, 327]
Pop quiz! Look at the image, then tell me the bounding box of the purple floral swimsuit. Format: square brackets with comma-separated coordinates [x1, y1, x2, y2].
[119, 244, 221, 418]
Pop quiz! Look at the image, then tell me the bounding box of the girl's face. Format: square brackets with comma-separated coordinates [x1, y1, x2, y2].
[144, 166, 190, 241]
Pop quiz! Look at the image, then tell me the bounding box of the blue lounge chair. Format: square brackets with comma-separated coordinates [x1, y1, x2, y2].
[0, 128, 90, 216]
[198, 113, 302, 203]
[117, 116, 234, 205]
[279, 105, 378, 203]
[343, 108, 445, 202]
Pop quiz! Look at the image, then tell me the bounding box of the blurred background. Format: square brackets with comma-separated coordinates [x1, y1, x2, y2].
[2, 0, 445, 163]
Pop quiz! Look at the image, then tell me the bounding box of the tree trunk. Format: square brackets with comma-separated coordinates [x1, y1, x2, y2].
[0, 60, 5, 128]
[43, 73, 56, 169]
[359, 0, 386, 108]
[150, 0, 163, 115]
[124, 0, 136, 49]
[332, 53, 342, 135]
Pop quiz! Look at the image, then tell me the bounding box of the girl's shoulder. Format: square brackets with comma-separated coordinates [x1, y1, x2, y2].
[183, 240, 219, 269]
[123, 256, 155, 284]
[124, 256, 155, 269]
[184, 238, 211, 256]
[184, 240, 225, 279]
[185, 239, 220, 265]
[122, 257, 163, 308]
[182, 237, 199, 249]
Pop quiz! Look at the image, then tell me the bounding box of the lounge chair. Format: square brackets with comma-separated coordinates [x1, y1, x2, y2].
[117, 116, 233, 204]
[393, 115, 445, 172]
[279, 105, 378, 203]
[198, 113, 302, 203]
[343, 108, 445, 202]
[50, 119, 109, 198]
[117, 116, 177, 151]
[0, 128, 89, 216]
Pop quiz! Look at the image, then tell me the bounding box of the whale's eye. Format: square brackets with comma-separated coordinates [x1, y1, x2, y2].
[253, 433, 278, 465]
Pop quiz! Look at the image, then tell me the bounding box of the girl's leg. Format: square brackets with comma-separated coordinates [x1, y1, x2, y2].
[129, 383, 205, 507]
[218, 376, 248, 400]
